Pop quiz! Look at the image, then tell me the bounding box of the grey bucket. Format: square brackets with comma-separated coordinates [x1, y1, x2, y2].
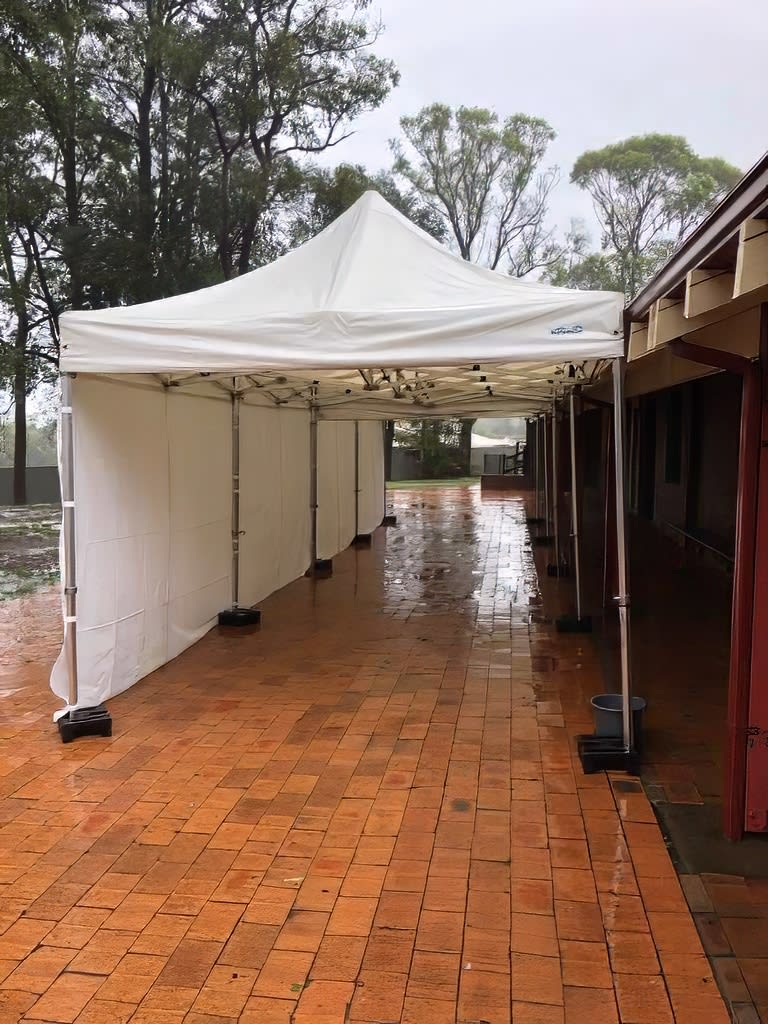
[590, 694, 646, 748]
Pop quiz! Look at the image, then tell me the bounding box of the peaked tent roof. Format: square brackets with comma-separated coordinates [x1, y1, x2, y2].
[60, 191, 624, 382]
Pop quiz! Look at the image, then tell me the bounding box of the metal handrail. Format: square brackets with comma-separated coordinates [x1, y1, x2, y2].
[662, 520, 734, 564]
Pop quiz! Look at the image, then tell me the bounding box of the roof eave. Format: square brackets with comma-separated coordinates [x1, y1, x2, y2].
[626, 151, 768, 322]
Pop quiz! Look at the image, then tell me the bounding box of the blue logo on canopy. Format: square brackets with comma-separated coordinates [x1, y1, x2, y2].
[550, 324, 584, 335]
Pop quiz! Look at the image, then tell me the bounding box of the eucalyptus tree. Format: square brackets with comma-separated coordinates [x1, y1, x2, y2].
[392, 103, 559, 275]
[571, 134, 741, 297]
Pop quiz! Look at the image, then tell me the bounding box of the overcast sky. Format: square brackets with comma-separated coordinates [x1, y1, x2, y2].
[326, 0, 768, 244]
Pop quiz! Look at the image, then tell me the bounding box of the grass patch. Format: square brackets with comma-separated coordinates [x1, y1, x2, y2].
[387, 477, 479, 489]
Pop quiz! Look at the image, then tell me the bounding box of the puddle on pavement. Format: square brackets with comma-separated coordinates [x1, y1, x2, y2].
[0, 505, 61, 600]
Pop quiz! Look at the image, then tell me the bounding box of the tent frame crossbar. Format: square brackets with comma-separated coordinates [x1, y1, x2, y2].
[145, 364, 579, 418]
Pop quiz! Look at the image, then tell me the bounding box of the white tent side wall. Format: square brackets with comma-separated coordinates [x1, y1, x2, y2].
[336, 422, 357, 551]
[358, 421, 386, 535]
[317, 421, 341, 561]
[51, 376, 231, 705]
[237, 403, 283, 607]
[51, 380, 385, 707]
[316, 420, 383, 558]
[238, 403, 313, 606]
[166, 389, 232, 660]
[277, 408, 312, 587]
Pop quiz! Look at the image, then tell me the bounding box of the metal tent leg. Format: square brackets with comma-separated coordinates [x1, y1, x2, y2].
[353, 420, 372, 547]
[578, 358, 637, 774]
[547, 394, 566, 576]
[382, 420, 396, 526]
[557, 390, 592, 633]
[307, 396, 331, 576]
[57, 373, 112, 743]
[526, 415, 545, 527]
[535, 417, 542, 518]
[543, 413, 550, 528]
[355, 420, 359, 538]
[612, 358, 634, 753]
[219, 383, 260, 626]
[533, 413, 553, 547]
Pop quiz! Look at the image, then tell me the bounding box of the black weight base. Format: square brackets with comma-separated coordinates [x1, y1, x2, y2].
[556, 614, 593, 634]
[306, 559, 333, 578]
[218, 606, 261, 627]
[532, 534, 553, 546]
[352, 534, 372, 548]
[382, 514, 397, 526]
[547, 563, 570, 578]
[526, 516, 546, 526]
[577, 735, 640, 775]
[58, 705, 112, 744]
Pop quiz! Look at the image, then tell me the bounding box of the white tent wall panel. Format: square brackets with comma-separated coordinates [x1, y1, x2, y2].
[165, 390, 232, 660]
[277, 408, 312, 587]
[357, 421, 385, 535]
[51, 382, 388, 708]
[336, 422, 357, 550]
[316, 420, 371, 559]
[238, 404, 312, 605]
[238, 403, 283, 606]
[317, 421, 341, 561]
[51, 377, 174, 705]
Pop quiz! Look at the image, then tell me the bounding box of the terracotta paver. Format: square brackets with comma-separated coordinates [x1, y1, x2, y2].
[0, 485, 737, 1021]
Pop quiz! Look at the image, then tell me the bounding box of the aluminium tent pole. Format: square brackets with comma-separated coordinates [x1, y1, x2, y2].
[60, 373, 78, 709]
[526, 416, 543, 526]
[612, 358, 633, 752]
[542, 413, 550, 531]
[231, 386, 241, 607]
[551, 392, 560, 572]
[354, 420, 360, 538]
[535, 417, 541, 519]
[56, 374, 112, 742]
[218, 382, 260, 626]
[555, 390, 592, 634]
[533, 413, 552, 548]
[382, 421, 386, 520]
[309, 390, 318, 575]
[382, 420, 396, 526]
[569, 390, 582, 620]
[352, 421, 372, 547]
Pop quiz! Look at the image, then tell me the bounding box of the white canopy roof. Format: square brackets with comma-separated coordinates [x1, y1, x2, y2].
[59, 190, 624, 417]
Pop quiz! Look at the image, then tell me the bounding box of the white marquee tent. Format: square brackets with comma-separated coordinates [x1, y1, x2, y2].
[52, 191, 633, 754]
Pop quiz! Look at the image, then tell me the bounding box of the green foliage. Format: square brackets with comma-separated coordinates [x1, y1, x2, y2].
[0, 0, 399, 311]
[0, 0, 398, 486]
[571, 134, 741, 297]
[0, 417, 57, 467]
[395, 418, 474, 478]
[291, 163, 446, 244]
[392, 103, 559, 273]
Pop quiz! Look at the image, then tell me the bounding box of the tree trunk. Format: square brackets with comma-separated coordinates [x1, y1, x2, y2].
[238, 217, 257, 276]
[62, 134, 84, 309]
[136, 67, 157, 297]
[460, 418, 475, 475]
[219, 151, 233, 279]
[13, 339, 27, 505]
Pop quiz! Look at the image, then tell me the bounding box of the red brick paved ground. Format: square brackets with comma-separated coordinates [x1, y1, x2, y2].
[0, 486, 733, 1022]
